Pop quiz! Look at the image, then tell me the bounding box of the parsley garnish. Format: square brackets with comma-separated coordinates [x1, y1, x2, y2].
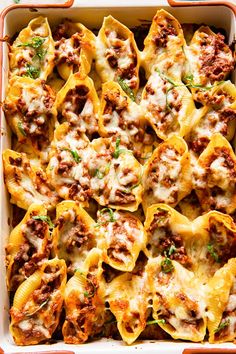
[117, 77, 135, 102]
[156, 207, 169, 223]
[25, 64, 40, 79]
[184, 73, 224, 90]
[155, 68, 224, 112]
[69, 150, 81, 163]
[94, 168, 105, 179]
[113, 137, 121, 158]
[18, 37, 45, 49]
[100, 208, 116, 222]
[17, 121, 26, 136]
[63, 148, 81, 163]
[168, 244, 177, 256]
[34, 47, 47, 61]
[95, 208, 116, 227]
[32, 215, 54, 229]
[147, 319, 166, 325]
[74, 269, 96, 298]
[25, 298, 49, 316]
[214, 319, 230, 333]
[155, 69, 180, 112]
[184, 74, 194, 82]
[113, 138, 132, 159]
[13, 0, 20, 3]
[161, 255, 174, 274]
[18, 37, 46, 61]
[207, 243, 220, 263]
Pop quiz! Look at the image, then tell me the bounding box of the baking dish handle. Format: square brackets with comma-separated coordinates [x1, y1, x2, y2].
[183, 349, 236, 354]
[0, 350, 75, 354]
[167, 0, 236, 15]
[0, 0, 74, 13]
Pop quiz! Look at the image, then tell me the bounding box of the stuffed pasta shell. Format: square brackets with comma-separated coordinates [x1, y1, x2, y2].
[144, 204, 193, 270]
[90, 137, 143, 211]
[107, 271, 149, 344]
[56, 73, 99, 138]
[146, 256, 207, 342]
[63, 248, 105, 343]
[142, 9, 186, 79]
[46, 122, 93, 206]
[96, 16, 140, 93]
[193, 133, 236, 214]
[3, 76, 57, 158]
[192, 211, 236, 280]
[141, 68, 196, 140]
[96, 208, 146, 271]
[10, 258, 67, 345]
[54, 20, 96, 81]
[6, 204, 51, 291]
[52, 201, 96, 274]
[207, 259, 236, 343]
[9, 16, 54, 80]
[187, 81, 236, 155]
[3, 149, 59, 210]
[184, 26, 234, 103]
[142, 136, 192, 211]
[99, 81, 154, 161]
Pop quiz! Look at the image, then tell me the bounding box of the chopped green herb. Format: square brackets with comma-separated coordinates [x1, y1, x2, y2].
[156, 68, 177, 87]
[161, 256, 174, 274]
[17, 121, 26, 136]
[101, 208, 116, 222]
[155, 69, 179, 113]
[168, 244, 177, 256]
[113, 137, 121, 158]
[184, 73, 224, 90]
[18, 37, 45, 49]
[113, 138, 132, 159]
[156, 69, 224, 113]
[95, 208, 116, 227]
[32, 215, 54, 229]
[25, 298, 49, 316]
[214, 319, 230, 333]
[18, 37, 47, 61]
[74, 269, 96, 298]
[94, 168, 105, 179]
[34, 47, 47, 61]
[184, 74, 194, 82]
[13, 0, 20, 3]
[70, 150, 81, 163]
[146, 319, 166, 325]
[123, 172, 142, 194]
[63, 148, 81, 163]
[25, 64, 40, 79]
[117, 77, 135, 102]
[207, 243, 220, 263]
[156, 207, 169, 223]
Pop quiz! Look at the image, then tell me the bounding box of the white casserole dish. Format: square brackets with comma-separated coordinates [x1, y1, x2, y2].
[0, 0, 236, 352]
